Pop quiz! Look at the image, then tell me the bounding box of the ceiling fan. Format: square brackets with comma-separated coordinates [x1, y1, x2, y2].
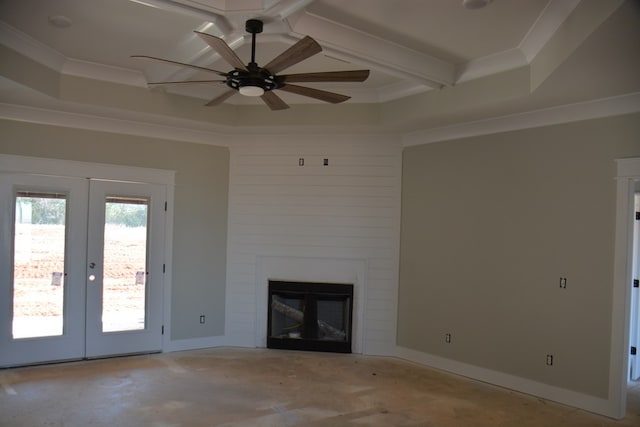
[132, 19, 370, 110]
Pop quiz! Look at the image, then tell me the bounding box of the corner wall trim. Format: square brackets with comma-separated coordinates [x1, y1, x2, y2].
[609, 157, 640, 419]
[395, 346, 617, 419]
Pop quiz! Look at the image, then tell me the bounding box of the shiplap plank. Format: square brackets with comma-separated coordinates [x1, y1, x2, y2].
[366, 319, 397, 332]
[366, 299, 397, 311]
[229, 214, 395, 228]
[231, 204, 395, 218]
[230, 235, 392, 249]
[233, 165, 397, 177]
[231, 244, 394, 259]
[232, 194, 396, 208]
[231, 174, 398, 187]
[366, 289, 397, 300]
[228, 224, 395, 239]
[232, 185, 398, 198]
[227, 262, 257, 275]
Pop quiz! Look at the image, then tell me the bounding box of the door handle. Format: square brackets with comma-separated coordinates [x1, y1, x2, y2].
[88, 262, 97, 281]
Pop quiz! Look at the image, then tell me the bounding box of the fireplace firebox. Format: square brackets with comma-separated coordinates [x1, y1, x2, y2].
[267, 280, 353, 353]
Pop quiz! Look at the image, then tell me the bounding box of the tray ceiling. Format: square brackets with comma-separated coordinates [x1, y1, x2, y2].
[0, 0, 638, 135]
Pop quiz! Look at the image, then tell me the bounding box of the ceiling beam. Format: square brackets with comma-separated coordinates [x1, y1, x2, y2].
[288, 11, 455, 89]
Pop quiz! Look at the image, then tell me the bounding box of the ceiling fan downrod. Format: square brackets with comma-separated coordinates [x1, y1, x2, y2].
[234, 19, 272, 96]
[246, 19, 262, 66]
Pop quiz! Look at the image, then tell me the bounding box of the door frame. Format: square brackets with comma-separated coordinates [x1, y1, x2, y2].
[630, 192, 640, 380]
[611, 157, 640, 419]
[0, 154, 175, 356]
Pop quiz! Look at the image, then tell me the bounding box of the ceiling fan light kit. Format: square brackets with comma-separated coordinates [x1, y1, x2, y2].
[133, 19, 370, 110]
[239, 85, 264, 97]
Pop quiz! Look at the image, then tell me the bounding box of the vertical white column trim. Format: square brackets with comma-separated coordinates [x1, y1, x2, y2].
[611, 157, 640, 418]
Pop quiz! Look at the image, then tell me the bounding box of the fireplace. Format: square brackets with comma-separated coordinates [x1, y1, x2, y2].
[267, 280, 353, 353]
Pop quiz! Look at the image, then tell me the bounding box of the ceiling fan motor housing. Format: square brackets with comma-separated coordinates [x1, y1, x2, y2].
[245, 19, 263, 34]
[226, 65, 278, 93]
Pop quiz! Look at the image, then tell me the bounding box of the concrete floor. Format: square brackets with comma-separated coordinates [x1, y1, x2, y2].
[1, 348, 639, 426]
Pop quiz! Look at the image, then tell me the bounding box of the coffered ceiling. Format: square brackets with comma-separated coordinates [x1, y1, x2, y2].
[0, 0, 638, 136]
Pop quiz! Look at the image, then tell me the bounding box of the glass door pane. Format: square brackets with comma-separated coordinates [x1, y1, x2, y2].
[102, 197, 148, 332]
[13, 192, 67, 339]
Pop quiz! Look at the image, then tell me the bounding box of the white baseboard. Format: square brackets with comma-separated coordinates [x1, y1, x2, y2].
[395, 346, 619, 419]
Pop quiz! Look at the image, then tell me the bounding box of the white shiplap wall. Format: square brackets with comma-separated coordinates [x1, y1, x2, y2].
[225, 133, 402, 355]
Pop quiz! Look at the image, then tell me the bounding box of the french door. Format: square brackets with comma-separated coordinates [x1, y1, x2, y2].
[0, 173, 166, 367]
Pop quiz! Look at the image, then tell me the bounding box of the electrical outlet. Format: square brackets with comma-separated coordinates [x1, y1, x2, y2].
[199, 315, 205, 324]
[559, 277, 567, 289]
[546, 354, 553, 366]
[299, 158, 304, 166]
[445, 333, 452, 344]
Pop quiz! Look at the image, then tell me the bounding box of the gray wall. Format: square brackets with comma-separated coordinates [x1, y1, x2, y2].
[0, 120, 229, 340]
[399, 113, 640, 398]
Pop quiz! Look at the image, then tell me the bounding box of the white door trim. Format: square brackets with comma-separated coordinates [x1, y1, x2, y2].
[630, 192, 640, 380]
[0, 154, 175, 184]
[610, 157, 640, 418]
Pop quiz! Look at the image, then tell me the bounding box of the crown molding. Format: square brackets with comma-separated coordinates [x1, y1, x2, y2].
[0, 102, 234, 146]
[402, 92, 640, 146]
[3, 92, 637, 148]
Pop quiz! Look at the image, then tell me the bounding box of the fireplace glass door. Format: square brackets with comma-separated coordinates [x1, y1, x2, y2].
[267, 281, 353, 353]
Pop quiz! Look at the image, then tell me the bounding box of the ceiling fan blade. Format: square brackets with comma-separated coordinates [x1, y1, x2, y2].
[147, 80, 225, 87]
[131, 55, 227, 76]
[205, 89, 237, 106]
[278, 84, 350, 104]
[263, 36, 322, 75]
[195, 31, 248, 71]
[280, 70, 370, 83]
[261, 91, 290, 110]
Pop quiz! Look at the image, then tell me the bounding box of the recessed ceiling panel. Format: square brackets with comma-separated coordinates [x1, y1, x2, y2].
[307, 0, 551, 63]
[0, 0, 205, 68]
